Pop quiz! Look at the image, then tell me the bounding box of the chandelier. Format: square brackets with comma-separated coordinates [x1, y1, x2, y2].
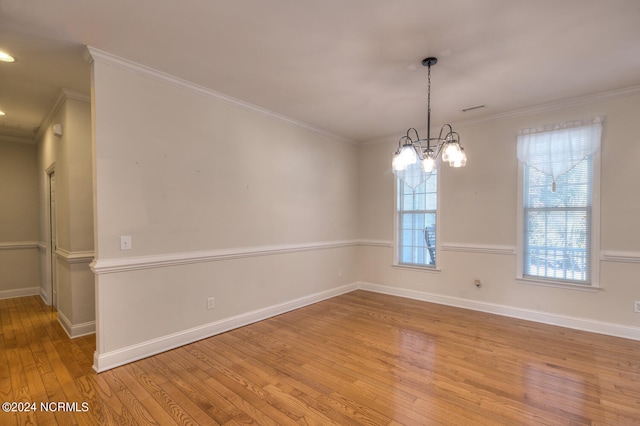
[392, 57, 467, 185]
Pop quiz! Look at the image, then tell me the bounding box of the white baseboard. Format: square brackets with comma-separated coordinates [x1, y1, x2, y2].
[93, 280, 640, 373]
[57, 311, 96, 339]
[0, 286, 39, 300]
[93, 282, 358, 372]
[357, 282, 640, 342]
[39, 287, 51, 305]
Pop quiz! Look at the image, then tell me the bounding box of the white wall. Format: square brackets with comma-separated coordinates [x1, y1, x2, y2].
[88, 47, 639, 371]
[358, 90, 640, 337]
[37, 91, 95, 337]
[89, 50, 360, 371]
[0, 139, 39, 299]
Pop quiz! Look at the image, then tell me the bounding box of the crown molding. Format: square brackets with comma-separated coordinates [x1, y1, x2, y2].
[35, 88, 91, 141]
[84, 46, 354, 145]
[366, 85, 640, 146]
[454, 86, 640, 128]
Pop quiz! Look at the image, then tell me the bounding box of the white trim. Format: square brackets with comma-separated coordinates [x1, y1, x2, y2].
[0, 241, 40, 250]
[516, 160, 526, 279]
[55, 248, 95, 264]
[0, 287, 40, 300]
[45, 164, 56, 309]
[441, 243, 516, 255]
[34, 88, 90, 141]
[94, 281, 640, 372]
[93, 282, 358, 372]
[58, 311, 96, 339]
[516, 278, 601, 293]
[601, 251, 640, 264]
[358, 239, 393, 248]
[366, 86, 640, 147]
[91, 240, 359, 274]
[357, 241, 516, 254]
[455, 86, 640, 127]
[85, 46, 353, 146]
[391, 264, 441, 273]
[591, 149, 602, 284]
[39, 287, 50, 305]
[357, 282, 640, 342]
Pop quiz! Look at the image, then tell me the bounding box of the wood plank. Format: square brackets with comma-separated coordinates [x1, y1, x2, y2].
[2, 292, 640, 424]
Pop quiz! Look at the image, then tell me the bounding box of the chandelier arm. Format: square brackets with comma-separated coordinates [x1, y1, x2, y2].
[406, 127, 420, 141]
[397, 135, 411, 148]
[438, 123, 454, 141]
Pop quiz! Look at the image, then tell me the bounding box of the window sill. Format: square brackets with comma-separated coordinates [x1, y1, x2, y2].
[393, 263, 441, 273]
[516, 277, 602, 292]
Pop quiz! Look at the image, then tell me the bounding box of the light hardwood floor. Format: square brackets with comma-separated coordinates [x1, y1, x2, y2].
[1, 291, 639, 425]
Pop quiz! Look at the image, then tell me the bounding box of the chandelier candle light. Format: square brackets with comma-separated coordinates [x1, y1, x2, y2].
[392, 57, 467, 188]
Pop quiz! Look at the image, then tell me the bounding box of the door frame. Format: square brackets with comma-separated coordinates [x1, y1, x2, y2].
[45, 164, 58, 308]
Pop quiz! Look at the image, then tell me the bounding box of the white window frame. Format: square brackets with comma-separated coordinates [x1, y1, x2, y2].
[393, 171, 441, 271]
[516, 150, 601, 289]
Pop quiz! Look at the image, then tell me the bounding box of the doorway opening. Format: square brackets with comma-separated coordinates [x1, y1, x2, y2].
[47, 166, 58, 308]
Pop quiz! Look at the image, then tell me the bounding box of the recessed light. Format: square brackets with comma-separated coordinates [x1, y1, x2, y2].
[0, 51, 15, 62]
[0, 111, 5, 116]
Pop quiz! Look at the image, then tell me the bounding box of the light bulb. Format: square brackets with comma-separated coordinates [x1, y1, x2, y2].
[450, 147, 467, 167]
[422, 154, 435, 172]
[392, 152, 406, 171]
[398, 144, 417, 167]
[443, 143, 461, 163]
[0, 51, 15, 63]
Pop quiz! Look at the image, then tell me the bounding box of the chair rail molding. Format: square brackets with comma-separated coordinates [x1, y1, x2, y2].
[55, 248, 95, 264]
[440, 243, 516, 255]
[600, 250, 640, 264]
[0, 241, 40, 250]
[91, 240, 360, 274]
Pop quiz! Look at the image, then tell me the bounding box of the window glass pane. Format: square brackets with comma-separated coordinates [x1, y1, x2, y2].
[424, 193, 437, 211]
[397, 170, 437, 267]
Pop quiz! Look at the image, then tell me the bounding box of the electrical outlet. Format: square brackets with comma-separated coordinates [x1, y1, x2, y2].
[207, 297, 215, 310]
[120, 236, 132, 250]
[634, 301, 640, 313]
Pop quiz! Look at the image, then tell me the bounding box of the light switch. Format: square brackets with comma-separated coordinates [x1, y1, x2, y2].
[120, 236, 132, 250]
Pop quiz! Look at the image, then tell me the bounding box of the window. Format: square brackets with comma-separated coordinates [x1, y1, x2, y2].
[396, 170, 437, 267]
[523, 158, 592, 282]
[517, 117, 602, 286]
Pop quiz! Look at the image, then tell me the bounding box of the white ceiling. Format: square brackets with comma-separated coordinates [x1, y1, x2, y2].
[1, 0, 639, 143]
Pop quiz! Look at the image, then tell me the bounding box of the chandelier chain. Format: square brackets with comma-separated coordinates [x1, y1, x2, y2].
[426, 62, 432, 142]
